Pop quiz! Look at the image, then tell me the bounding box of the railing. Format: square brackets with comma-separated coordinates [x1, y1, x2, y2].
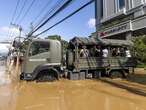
[74, 57, 136, 70]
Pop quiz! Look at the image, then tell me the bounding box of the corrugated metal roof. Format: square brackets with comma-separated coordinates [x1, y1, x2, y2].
[70, 37, 101, 45]
[70, 37, 133, 46]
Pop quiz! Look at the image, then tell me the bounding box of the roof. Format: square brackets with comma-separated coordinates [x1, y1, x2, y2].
[31, 38, 60, 43]
[69, 37, 101, 45]
[69, 37, 133, 46]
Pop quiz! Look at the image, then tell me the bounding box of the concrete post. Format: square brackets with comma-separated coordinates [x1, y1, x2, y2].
[95, 0, 102, 38]
[126, 32, 132, 40]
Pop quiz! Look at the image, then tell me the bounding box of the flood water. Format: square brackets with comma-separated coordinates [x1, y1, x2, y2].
[0, 61, 146, 110]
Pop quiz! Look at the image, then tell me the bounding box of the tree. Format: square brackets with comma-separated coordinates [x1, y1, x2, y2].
[133, 35, 146, 65]
[45, 35, 61, 41]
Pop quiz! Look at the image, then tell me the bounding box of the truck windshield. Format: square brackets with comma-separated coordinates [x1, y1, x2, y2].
[29, 41, 50, 56]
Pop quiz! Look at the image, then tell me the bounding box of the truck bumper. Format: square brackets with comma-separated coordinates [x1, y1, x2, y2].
[20, 73, 33, 81]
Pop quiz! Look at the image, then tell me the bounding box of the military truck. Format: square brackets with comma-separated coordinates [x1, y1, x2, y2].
[66, 37, 136, 80]
[17, 37, 136, 81]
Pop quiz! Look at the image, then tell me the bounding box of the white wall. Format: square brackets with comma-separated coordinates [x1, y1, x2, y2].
[133, 0, 143, 7]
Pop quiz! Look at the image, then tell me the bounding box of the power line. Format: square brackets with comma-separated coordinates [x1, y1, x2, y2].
[10, 0, 28, 39]
[18, 0, 37, 24]
[32, 0, 65, 30]
[11, 0, 21, 23]
[31, 0, 53, 25]
[29, 0, 75, 36]
[35, 0, 94, 37]
[14, 0, 28, 23]
[7, 0, 20, 39]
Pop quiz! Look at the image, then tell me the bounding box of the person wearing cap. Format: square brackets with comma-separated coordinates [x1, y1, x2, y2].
[80, 46, 89, 58]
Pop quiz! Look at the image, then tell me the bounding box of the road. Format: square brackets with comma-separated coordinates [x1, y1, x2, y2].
[0, 61, 146, 110]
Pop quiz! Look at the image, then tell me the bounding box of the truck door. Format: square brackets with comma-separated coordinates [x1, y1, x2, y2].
[24, 41, 50, 74]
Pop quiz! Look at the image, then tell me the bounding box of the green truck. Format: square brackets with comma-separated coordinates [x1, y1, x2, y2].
[17, 37, 136, 81]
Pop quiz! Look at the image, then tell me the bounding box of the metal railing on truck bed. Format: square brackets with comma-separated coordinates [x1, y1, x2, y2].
[74, 57, 136, 70]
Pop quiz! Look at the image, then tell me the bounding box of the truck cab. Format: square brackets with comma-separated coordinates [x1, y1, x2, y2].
[20, 39, 62, 81]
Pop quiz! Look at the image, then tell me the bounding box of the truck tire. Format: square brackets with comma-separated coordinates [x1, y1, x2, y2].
[36, 68, 59, 82]
[109, 70, 124, 79]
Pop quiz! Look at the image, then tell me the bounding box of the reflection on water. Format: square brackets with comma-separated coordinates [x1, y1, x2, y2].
[0, 61, 11, 86]
[0, 60, 146, 110]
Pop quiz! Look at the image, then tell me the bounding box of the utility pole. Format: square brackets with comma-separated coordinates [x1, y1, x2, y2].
[18, 26, 22, 44]
[10, 23, 22, 78]
[10, 23, 22, 41]
[30, 22, 34, 32]
[28, 23, 34, 39]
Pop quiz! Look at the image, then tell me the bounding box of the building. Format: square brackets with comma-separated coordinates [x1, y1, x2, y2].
[95, 0, 146, 40]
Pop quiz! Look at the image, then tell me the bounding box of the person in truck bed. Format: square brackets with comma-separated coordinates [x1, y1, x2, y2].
[80, 46, 89, 58]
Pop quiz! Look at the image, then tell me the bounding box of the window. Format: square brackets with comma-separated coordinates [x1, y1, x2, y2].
[100, 0, 103, 18]
[116, 0, 125, 11]
[102, 0, 126, 18]
[29, 41, 50, 56]
[119, 0, 125, 9]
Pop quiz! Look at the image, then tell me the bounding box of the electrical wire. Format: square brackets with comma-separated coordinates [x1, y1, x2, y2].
[33, 0, 65, 30]
[18, 0, 37, 24]
[29, 0, 75, 36]
[31, 0, 53, 25]
[10, 0, 28, 39]
[35, 0, 94, 37]
[14, 0, 28, 23]
[7, 0, 20, 39]
[11, 0, 21, 23]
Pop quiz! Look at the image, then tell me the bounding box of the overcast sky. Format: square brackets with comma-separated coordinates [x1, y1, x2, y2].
[0, 0, 96, 41]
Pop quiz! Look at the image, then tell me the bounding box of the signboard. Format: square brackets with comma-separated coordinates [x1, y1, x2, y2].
[99, 21, 132, 38]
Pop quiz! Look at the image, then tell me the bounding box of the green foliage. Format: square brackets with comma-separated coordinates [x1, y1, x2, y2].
[45, 35, 61, 41]
[133, 35, 146, 65]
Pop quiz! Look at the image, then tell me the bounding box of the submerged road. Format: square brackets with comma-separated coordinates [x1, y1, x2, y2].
[0, 61, 146, 110]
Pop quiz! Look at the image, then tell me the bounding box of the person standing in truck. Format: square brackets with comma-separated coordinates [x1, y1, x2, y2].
[102, 47, 108, 58]
[95, 46, 102, 57]
[80, 46, 89, 58]
[111, 48, 117, 57]
[125, 48, 131, 58]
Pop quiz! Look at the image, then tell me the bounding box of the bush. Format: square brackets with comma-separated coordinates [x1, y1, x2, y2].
[133, 35, 146, 65]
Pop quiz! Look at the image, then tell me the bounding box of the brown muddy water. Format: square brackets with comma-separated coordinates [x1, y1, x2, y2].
[0, 61, 146, 110]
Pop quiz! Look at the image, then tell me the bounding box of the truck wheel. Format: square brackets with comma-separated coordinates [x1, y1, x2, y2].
[36, 69, 58, 82]
[109, 70, 124, 79]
